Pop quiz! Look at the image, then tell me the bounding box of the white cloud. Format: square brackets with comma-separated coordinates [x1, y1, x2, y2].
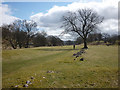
[30, 0, 118, 40]
[99, 19, 118, 34]
[0, 3, 18, 26]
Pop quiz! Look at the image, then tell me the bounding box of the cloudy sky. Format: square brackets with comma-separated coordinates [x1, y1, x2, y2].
[1, 0, 119, 41]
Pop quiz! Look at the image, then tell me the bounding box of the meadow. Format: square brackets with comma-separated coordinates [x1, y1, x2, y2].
[2, 45, 118, 88]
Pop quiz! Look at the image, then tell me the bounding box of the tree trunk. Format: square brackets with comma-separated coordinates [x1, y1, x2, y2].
[26, 35, 30, 48]
[19, 43, 22, 48]
[83, 39, 88, 49]
[26, 40, 29, 48]
[26, 37, 29, 48]
[9, 40, 17, 49]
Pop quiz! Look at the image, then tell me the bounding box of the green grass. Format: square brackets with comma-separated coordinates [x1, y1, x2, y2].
[2, 45, 118, 88]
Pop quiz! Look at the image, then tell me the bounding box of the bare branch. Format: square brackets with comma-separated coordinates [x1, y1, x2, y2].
[61, 8, 104, 48]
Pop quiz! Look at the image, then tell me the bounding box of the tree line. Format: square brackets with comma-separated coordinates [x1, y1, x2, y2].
[76, 33, 120, 45]
[2, 20, 63, 49]
[2, 8, 119, 49]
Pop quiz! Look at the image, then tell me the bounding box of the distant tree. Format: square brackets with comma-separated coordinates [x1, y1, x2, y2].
[47, 36, 63, 46]
[2, 24, 18, 49]
[2, 25, 15, 49]
[2, 25, 11, 40]
[107, 34, 118, 44]
[41, 30, 47, 37]
[56, 37, 64, 46]
[2, 20, 28, 49]
[33, 33, 47, 47]
[62, 9, 103, 48]
[87, 33, 102, 42]
[22, 20, 37, 48]
[102, 33, 110, 43]
[12, 20, 27, 48]
[76, 37, 83, 45]
[65, 40, 74, 45]
[47, 36, 57, 46]
[87, 34, 95, 42]
[97, 33, 102, 41]
[15, 30, 27, 48]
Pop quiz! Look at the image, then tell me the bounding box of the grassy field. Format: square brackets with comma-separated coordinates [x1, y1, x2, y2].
[2, 45, 118, 88]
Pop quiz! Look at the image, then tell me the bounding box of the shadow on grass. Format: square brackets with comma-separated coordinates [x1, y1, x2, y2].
[35, 48, 79, 51]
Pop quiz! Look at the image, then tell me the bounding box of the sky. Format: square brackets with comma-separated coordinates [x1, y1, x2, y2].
[2, 2, 73, 19]
[0, 0, 119, 41]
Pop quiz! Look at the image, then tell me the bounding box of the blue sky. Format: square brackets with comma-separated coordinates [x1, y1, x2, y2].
[2, 0, 103, 20]
[3, 2, 72, 20]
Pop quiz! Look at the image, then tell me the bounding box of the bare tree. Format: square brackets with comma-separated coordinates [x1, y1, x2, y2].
[2, 20, 27, 49]
[87, 33, 102, 42]
[2, 24, 16, 49]
[47, 36, 63, 46]
[33, 32, 47, 47]
[62, 9, 103, 48]
[22, 20, 37, 48]
[2, 22, 21, 49]
[12, 20, 27, 48]
[102, 33, 110, 43]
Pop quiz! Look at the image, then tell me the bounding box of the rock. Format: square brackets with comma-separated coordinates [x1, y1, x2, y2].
[31, 76, 34, 79]
[79, 53, 82, 55]
[72, 49, 85, 58]
[43, 76, 45, 78]
[15, 85, 19, 88]
[76, 55, 79, 58]
[51, 71, 54, 73]
[80, 58, 84, 61]
[80, 49, 85, 53]
[23, 84, 28, 87]
[47, 71, 54, 73]
[47, 71, 51, 73]
[26, 80, 31, 84]
[80, 51, 85, 53]
[89, 83, 95, 86]
[29, 82, 32, 85]
[11, 86, 14, 88]
[73, 53, 76, 56]
[77, 52, 80, 55]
